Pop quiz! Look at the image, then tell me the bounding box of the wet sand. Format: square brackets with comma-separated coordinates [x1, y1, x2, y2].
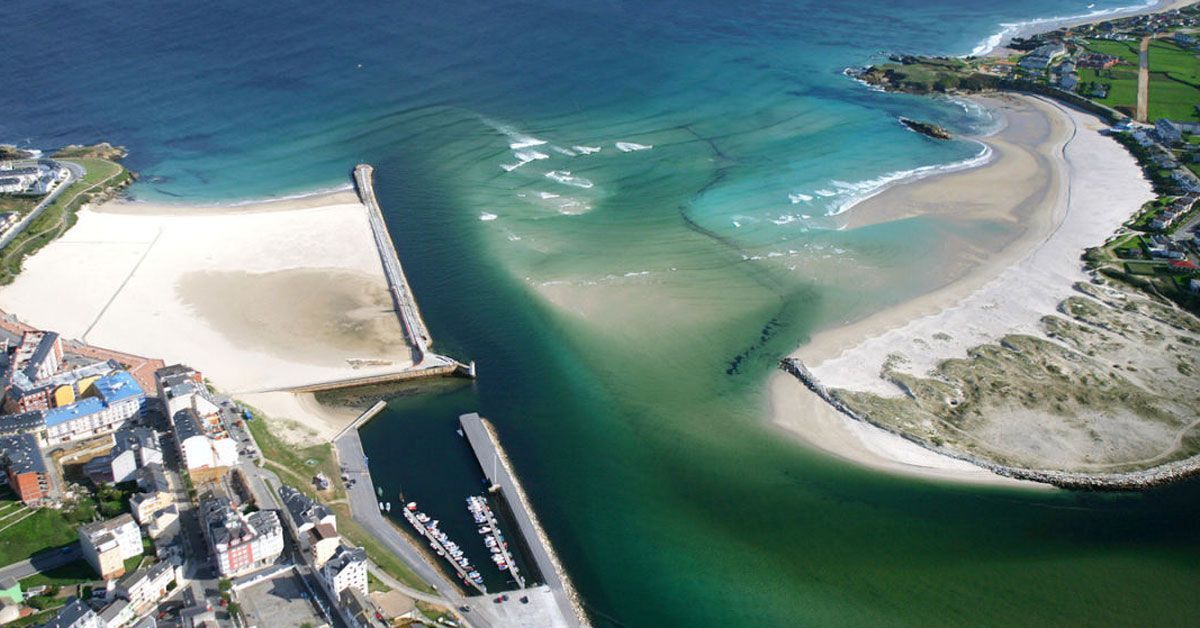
[0, 190, 414, 441]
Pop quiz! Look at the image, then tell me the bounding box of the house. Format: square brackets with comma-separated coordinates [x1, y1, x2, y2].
[343, 588, 389, 628]
[43, 372, 146, 447]
[0, 433, 53, 506]
[201, 496, 283, 577]
[1156, 118, 1185, 145]
[97, 599, 133, 628]
[321, 545, 368, 598]
[129, 463, 173, 525]
[310, 523, 341, 568]
[1168, 259, 1200, 273]
[44, 598, 104, 628]
[79, 513, 143, 579]
[1076, 52, 1119, 69]
[1019, 43, 1067, 69]
[85, 427, 163, 485]
[1059, 72, 1079, 91]
[279, 485, 337, 534]
[114, 561, 176, 615]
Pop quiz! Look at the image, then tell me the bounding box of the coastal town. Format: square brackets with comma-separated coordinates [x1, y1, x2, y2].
[0, 151, 581, 627]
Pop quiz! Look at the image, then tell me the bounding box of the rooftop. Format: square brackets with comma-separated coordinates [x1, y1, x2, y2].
[0, 433, 46, 475]
[44, 397, 105, 427]
[93, 371, 144, 405]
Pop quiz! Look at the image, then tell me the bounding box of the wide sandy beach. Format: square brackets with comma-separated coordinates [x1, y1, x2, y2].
[769, 94, 1155, 487]
[0, 189, 414, 440]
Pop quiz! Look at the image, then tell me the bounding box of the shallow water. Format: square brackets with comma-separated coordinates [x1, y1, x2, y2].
[4, 0, 1198, 625]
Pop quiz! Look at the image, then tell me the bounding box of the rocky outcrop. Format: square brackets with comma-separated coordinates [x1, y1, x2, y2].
[52, 142, 127, 160]
[899, 118, 952, 140]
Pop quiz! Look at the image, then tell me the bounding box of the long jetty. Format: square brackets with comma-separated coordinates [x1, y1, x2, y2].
[354, 164, 433, 362]
[287, 165, 475, 394]
[459, 413, 588, 628]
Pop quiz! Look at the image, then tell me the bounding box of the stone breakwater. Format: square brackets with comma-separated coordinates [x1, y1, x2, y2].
[480, 419, 591, 626]
[780, 358, 1200, 490]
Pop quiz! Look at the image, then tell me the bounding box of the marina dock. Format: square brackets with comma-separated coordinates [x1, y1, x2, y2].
[459, 413, 588, 628]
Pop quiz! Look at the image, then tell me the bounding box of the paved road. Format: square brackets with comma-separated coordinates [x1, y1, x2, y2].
[1137, 35, 1150, 122]
[0, 543, 81, 582]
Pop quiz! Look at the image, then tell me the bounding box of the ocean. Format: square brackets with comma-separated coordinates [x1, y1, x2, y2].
[4, 0, 1199, 625]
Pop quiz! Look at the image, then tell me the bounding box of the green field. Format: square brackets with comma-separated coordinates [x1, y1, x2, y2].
[0, 499, 79, 565]
[1078, 67, 1139, 114]
[1083, 38, 1141, 64]
[1147, 40, 1200, 122]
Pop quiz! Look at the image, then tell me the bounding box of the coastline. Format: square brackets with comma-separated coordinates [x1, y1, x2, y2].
[769, 94, 1155, 487]
[973, 0, 1199, 57]
[0, 188, 414, 442]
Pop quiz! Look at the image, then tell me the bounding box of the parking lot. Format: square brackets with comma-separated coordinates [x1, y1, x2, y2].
[237, 572, 328, 628]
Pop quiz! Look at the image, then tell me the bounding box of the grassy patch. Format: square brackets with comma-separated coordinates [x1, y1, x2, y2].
[0, 158, 131, 284]
[0, 500, 79, 565]
[1083, 39, 1141, 64]
[242, 408, 342, 501]
[367, 571, 391, 593]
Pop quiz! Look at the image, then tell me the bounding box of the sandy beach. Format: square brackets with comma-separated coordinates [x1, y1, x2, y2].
[769, 94, 1155, 487]
[0, 189, 414, 440]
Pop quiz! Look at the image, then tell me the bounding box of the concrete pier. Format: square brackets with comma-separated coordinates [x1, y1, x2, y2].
[459, 413, 588, 628]
[354, 164, 433, 362]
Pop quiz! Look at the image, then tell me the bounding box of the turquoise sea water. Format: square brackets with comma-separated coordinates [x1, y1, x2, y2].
[5, 1, 1200, 625]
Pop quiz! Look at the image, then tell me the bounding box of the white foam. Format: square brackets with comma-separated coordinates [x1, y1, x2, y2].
[967, 0, 1156, 57]
[509, 138, 547, 149]
[538, 191, 560, 199]
[573, 145, 602, 154]
[552, 146, 577, 156]
[825, 143, 992, 216]
[479, 212, 498, 221]
[733, 220, 742, 228]
[615, 142, 653, 152]
[789, 193, 813, 204]
[513, 150, 550, 161]
[501, 158, 532, 172]
[771, 215, 799, 225]
[544, 170, 594, 189]
[815, 189, 837, 197]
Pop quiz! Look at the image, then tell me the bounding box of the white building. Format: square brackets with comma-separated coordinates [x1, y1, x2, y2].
[109, 427, 162, 483]
[115, 561, 177, 615]
[202, 496, 284, 577]
[321, 545, 368, 598]
[0, 161, 68, 196]
[79, 514, 143, 579]
[160, 367, 237, 474]
[43, 372, 146, 447]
